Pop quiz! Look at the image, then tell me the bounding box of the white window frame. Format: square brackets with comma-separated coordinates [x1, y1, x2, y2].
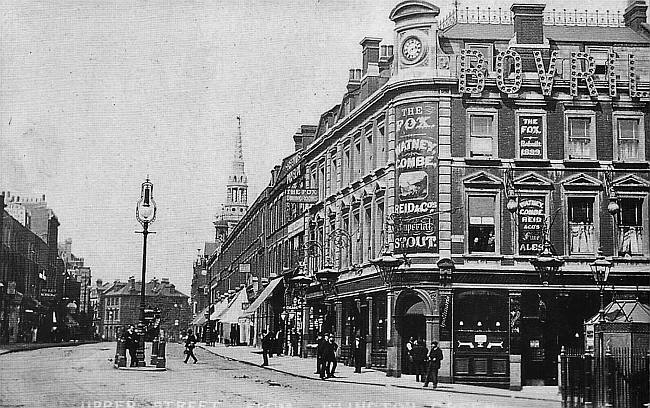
[465, 191, 500, 255]
[585, 46, 611, 80]
[564, 193, 600, 257]
[467, 109, 498, 158]
[515, 110, 547, 160]
[612, 112, 645, 162]
[564, 110, 597, 160]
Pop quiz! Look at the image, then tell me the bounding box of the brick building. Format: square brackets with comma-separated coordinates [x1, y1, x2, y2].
[101, 277, 191, 342]
[207, 0, 650, 389]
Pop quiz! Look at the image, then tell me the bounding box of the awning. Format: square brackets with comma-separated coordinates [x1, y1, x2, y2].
[218, 289, 250, 324]
[241, 277, 283, 317]
[210, 299, 228, 320]
[190, 306, 209, 326]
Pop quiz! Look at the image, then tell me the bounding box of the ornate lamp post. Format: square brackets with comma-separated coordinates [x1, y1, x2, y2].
[135, 177, 156, 367]
[315, 261, 341, 297]
[370, 251, 405, 288]
[530, 240, 564, 285]
[590, 250, 613, 324]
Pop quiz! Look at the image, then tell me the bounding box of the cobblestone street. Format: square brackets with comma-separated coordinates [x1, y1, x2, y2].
[0, 343, 560, 408]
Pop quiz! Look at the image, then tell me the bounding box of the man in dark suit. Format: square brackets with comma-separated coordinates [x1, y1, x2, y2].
[411, 338, 428, 383]
[317, 333, 329, 379]
[261, 329, 273, 366]
[325, 334, 338, 378]
[423, 340, 443, 388]
[353, 334, 365, 373]
[314, 333, 324, 375]
[123, 325, 138, 367]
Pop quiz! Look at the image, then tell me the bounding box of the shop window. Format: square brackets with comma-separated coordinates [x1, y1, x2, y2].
[468, 195, 496, 253]
[468, 113, 497, 158]
[565, 113, 596, 160]
[568, 197, 595, 254]
[617, 197, 645, 256]
[614, 115, 644, 162]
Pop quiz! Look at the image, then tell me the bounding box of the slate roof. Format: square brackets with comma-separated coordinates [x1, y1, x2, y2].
[104, 279, 188, 298]
[441, 23, 650, 44]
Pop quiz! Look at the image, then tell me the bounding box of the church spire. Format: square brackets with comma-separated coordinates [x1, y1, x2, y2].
[220, 116, 248, 232]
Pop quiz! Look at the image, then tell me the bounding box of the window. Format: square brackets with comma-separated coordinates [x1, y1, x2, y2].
[614, 115, 644, 162]
[468, 195, 496, 253]
[568, 197, 595, 254]
[586, 47, 610, 77]
[343, 143, 351, 185]
[318, 162, 325, 200]
[365, 125, 374, 173]
[354, 136, 362, 179]
[565, 113, 596, 160]
[377, 122, 386, 165]
[618, 198, 644, 256]
[469, 113, 496, 157]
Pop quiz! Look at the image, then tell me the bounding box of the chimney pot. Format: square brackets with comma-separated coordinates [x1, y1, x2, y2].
[359, 37, 382, 76]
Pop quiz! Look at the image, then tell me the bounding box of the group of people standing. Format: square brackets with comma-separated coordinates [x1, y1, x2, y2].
[260, 328, 286, 366]
[406, 337, 443, 388]
[315, 333, 340, 379]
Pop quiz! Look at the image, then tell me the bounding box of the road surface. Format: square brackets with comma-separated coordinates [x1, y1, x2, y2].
[0, 343, 558, 408]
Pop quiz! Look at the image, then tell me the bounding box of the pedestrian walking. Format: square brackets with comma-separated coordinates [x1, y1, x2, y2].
[315, 333, 325, 376]
[353, 334, 365, 373]
[123, 325, 138, 367]
[184, 329, 198, 364]
[423, 340, 443, 388]
[411, 338, 428, 383]
[325, 334, 338, 378]
[317, 333, 330, 379]
[290, 329, 299, 356]
[261, 329, 273, 366]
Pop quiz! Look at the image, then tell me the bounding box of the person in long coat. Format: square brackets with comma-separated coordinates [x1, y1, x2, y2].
[316, 333, 328, 379]
[123, 325, 138, 367]
[314, 333, 324, 375]
[352, 334, 365, 373]
[423, 340, 443, 388]
[411, 339, 428, 383]
[324, 334, 338, 378]
[184, 329, 198, 364]
[261, 329, 273, 366]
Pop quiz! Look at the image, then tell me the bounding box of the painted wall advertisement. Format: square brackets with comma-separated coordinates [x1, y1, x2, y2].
[518, 115, 544, 160]
[394, 101, 439, 254]
[518, 197, 545, 255]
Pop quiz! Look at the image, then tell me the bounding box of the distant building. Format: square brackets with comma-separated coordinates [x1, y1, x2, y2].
[101, 277, 191, 341]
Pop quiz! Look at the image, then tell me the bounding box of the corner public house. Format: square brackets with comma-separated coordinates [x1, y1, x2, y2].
[206, 0, 650, 389]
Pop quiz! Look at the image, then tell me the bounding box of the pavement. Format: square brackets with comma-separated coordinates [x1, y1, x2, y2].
[198, 342, 562, 403]
[0, 340, 98, 355]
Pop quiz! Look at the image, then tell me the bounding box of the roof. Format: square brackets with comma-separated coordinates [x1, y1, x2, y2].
[586, 299, 650, 324]
[442, 23, 650, 44]
[190, 306, 209, 326]
[103, 279, 188, 299]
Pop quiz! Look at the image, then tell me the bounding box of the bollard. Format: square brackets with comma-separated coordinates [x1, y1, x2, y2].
[115, 337, 127, 368]
[156, 336, 166, 368]
[150, 337, 159, 366]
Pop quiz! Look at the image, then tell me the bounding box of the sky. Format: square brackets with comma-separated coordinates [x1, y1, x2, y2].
[0, 0, 625, 295]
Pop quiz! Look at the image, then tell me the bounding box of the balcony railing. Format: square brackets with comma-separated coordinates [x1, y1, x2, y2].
[440, 7, 625, 30]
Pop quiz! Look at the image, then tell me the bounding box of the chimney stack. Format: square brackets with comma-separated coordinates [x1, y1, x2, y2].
[624, 0, 648, 32]
[511, 3, 546, 44]
[360, 37, 382, 77]
[293, 125, 317, 151]
[379, 45, 394, 74]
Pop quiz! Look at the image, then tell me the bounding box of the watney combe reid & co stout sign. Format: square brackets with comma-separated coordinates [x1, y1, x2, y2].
[459, 48, 650, 98]
[394, 102, 439, 254]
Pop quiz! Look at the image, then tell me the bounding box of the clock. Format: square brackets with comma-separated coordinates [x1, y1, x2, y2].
[402, 36, 424, 62]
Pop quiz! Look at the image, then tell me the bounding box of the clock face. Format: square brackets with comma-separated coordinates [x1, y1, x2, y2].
[402, 37, 423, 62]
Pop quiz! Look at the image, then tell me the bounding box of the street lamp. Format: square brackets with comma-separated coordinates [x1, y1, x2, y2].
[590, 249, 613, 324]
[370, 251, 405, 287]
[530, 240, 564, 285]
[135, 176, 156, 367]
[315, 261, 341, 296]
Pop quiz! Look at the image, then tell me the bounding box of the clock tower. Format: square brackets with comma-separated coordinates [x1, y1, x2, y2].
[389, 0, 442, 77]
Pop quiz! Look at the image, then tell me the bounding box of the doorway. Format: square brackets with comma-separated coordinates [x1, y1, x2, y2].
[396, 292, 427, 375]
